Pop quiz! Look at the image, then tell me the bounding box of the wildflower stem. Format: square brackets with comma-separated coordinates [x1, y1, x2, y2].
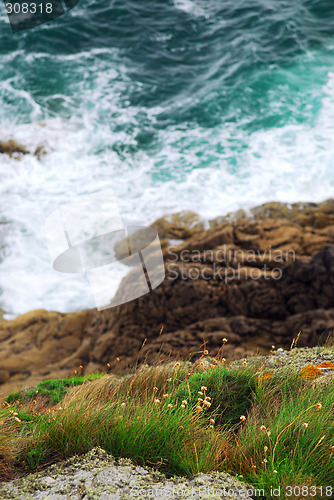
[272, 403, 318, 465]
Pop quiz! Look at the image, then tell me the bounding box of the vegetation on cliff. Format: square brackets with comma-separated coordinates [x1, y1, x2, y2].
[0, 342, 333, 499]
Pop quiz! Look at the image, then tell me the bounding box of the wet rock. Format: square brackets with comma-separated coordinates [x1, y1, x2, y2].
[0, 140, 47, 159]
[1, 201, 334, 399]
[151, 211, 205, 241]
[0, 140, 28, 157]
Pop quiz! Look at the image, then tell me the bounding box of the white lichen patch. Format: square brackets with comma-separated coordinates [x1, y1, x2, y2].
[233, 345, 334, 376]
[0, 447, 254, 499]
[265, 345, 334, 370]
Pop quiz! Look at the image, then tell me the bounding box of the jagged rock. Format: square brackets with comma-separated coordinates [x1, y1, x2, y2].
[0, 140, 47, 159]
[0, 140, 28, 157]
[1, 201, 334, 399]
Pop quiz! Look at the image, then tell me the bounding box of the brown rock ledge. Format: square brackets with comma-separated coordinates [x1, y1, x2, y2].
[1, 200, 334, 400]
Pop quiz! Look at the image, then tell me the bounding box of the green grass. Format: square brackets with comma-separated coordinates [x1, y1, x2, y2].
[5, 392, 23, 404]
[1, 349, 333, 499]
[5, 373, 104, 405]
[175, 364, 256, 428]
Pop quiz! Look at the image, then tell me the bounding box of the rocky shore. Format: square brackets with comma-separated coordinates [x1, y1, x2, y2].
[1, 199, 334, 400]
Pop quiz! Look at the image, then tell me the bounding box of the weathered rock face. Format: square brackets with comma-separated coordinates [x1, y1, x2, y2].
[1, 200, 334, 399]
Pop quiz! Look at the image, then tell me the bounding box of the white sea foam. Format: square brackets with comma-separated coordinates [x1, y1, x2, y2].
[173, 0, 209, 19]
[0, 51, 334, 316]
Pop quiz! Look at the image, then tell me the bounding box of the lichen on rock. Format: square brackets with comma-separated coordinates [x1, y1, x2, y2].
[0, 447, 254, 499]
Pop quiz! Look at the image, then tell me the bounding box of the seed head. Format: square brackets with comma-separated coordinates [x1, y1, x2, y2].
[315, 402, 322, 409]
[201, 386, 207, 392]
[240, 415, 246, 422]
[302, 422, 308, 428]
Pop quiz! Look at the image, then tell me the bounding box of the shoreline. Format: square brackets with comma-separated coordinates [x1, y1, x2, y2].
[1, 196, 333, 322]
[0, 197, 334, 399]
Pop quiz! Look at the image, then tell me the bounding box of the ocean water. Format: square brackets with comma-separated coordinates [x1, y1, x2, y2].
[0, 0, 334, 316]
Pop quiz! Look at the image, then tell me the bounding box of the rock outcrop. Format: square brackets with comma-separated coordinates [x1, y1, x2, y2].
[0, 139, 46, 159]
[1, 199, 334, 400]
[0, 447, 253, 499]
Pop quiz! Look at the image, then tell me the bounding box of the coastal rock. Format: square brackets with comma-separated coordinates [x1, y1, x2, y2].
[0, 448, 253, 499]
[0, 139, 46, 159]
[1, 200, 334, 399]
[210, 199, 334, 229]
[151, 211, 205, 240]
[0, 140, 28, 157]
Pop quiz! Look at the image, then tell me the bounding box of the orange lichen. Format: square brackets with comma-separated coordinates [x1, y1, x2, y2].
[258, 372, 273, 381]
[300, 365, 322, 379]
[315, 361, 334, 370]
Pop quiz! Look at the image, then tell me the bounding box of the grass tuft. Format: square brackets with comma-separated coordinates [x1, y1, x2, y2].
[0, 345, 333, 499]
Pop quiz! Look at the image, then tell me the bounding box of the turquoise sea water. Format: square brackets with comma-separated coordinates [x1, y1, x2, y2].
[0, 0, 334, 315]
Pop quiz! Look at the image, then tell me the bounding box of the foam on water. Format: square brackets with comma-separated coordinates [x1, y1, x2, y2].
[1, 0, 334, 316]
[1, 79, 334, 318]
